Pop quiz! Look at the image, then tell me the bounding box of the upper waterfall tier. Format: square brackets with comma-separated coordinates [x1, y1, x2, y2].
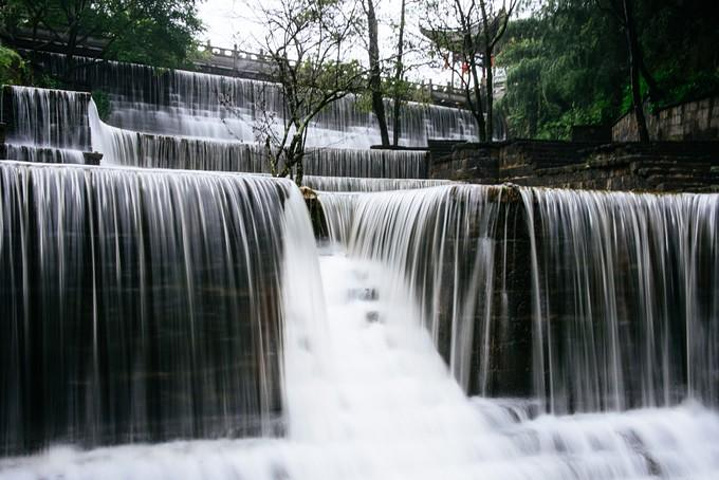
[0, 161, 317, 456]
[1, 144, 85, 164]
[89, 102, 430, 178]
[29, 51, 478, 148]
[2, 85, 90, 150]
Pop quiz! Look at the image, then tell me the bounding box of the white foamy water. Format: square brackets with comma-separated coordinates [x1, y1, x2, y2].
[3, 246, 719, 480]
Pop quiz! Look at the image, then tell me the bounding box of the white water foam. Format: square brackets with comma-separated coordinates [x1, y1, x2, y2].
[3, 245, 719, 480]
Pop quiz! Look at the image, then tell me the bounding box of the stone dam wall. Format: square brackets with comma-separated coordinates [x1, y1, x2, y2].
[429, 140, 719, 192]
[613, 96, 719, 142]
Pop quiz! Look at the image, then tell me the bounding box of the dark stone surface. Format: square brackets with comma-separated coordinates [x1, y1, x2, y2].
[302, 187, 329, 239]
[571, 125, 612, 143]
[613, 96, 719, 142]
[83, 151, 103, 165]
[429, 140, 719, 193]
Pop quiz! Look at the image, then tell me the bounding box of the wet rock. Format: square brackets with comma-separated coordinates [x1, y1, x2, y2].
[84, 151, 103, 165]
[348, 287, 379, 301]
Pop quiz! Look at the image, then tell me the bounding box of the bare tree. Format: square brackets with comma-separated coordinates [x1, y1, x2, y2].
[424, 0, 518, 142]
[358, 0, 421, 147]
[252, 0, 365, 185]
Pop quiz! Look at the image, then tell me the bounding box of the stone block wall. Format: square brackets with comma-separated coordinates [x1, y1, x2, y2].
[429, 140, 719, 193]
[613, 96, 719, 142]
[429, 143, 500, 182]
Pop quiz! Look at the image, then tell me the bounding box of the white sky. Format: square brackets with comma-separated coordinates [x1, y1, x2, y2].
[197, 0, 456, 85]
[198, 0, 405, 51]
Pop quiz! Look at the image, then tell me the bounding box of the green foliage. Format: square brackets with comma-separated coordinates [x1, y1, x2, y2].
[35, 74, 61, 89]
[2, 0, 204, 69]
[354, 90, 374, 114]
[105, 1, 204, 69]
[497, 0, 719, 139]
[0, 44, 30, 85]
[92, 90, 112, 121]
[409, 84, 432, 104]
[497, 3, 625, 139]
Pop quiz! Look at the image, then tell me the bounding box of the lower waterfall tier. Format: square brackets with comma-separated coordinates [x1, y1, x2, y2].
[1, 144, 86, 164]
[319, 186, 719, 412]
[3, 403, 718, 480]
[1, 160, 717, 474]
[2, 247, 718, 480]
[0, 162, 318, 455]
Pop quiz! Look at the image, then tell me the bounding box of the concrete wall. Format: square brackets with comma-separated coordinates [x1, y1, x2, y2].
[613, 96, 719, 142]
[429, 140, 719, 193]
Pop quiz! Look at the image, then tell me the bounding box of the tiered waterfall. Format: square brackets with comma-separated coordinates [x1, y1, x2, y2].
[0, 55, 718, 480]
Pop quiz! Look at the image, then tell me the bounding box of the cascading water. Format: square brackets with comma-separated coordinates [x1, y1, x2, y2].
[1, 86, 91, 165]
[0, 162, 301, 455]
[321, 186, 719, 411]
[0, 144, 85, 164]
[2, 47, 719, 480]
[3, 86, 90, 150]
[319, 186, 501, 393]
[88, 100, 430, 178]
[521, 188, 719, 413]
[303, 176, 451, 192]
[29, 50, 478, 148]
[2, 237, 719, 479]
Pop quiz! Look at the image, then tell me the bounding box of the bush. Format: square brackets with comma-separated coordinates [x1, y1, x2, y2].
[0, 44, 29, 86]
[92, 90, 112, 121]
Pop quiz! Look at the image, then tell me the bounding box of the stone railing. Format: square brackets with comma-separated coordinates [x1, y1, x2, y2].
[196, 41, 470, 106]
[4, 29, 472, 107]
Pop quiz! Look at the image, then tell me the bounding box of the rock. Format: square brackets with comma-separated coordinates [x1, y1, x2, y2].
[83, 151, 103, 165]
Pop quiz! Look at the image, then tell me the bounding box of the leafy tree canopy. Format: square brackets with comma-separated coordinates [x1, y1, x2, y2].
[1, 0, 204, 69]
[497, 0, 719, 139]
[0, 43, 30, 84]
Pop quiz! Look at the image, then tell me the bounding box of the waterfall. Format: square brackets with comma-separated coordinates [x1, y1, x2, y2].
[2, 45, 719, 480]
[321, 186, 719, 411]
[2, 238, 719, 480]
[3, 86, 90, 150]
[521, 188, 719, 413]
[319, 185, 501, 393]
[303, 176, 451, 192]
[301, 148, 428, 179]
[1, 144, 85, 164]
[89, 100, 430, 178]
[0, 161, 313, 455]
[29, 50, 478, 147]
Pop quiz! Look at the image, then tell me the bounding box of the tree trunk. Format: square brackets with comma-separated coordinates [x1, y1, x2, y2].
[366, 0, 390, 146]
[484, 49, 493, 142]
[295, 151, 304, 186]
[480, 0, 493, 143]
[391, 0, 407, 146]
[469, 59, 487, 142]
[622, 0, 650, 143]
[63, 19, 80, 87]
